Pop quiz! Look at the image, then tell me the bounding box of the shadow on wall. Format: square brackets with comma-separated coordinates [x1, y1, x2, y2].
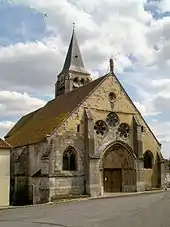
[11, 141, 88, 205]
[50, 146, 87, 202]
[10, 147, 33, 206]
[10, 177, 33, 206]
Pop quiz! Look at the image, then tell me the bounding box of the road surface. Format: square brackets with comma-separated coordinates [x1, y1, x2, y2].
[0, 191, 170, 227]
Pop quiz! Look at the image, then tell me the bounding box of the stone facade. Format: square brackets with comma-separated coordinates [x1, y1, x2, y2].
[49, 74, 164, 197]
[8, 30, 165, 205]
[10, 74, 165, 205]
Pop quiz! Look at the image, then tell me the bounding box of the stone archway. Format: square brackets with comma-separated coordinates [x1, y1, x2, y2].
[102, 143, 136, 193]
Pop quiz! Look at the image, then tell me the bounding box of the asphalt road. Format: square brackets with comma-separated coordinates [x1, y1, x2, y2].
[0, 191, 170, 227]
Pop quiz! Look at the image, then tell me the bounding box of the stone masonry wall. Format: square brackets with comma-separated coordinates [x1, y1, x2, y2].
[44, 122, 86, 199]
[54, 74, 162, 195]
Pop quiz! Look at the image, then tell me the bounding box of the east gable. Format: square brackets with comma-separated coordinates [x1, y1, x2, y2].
[54, 74, 160, 159]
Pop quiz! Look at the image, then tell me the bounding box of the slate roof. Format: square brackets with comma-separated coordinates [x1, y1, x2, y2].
[5, 75, 107, 148]
[0, 138, 12, 149]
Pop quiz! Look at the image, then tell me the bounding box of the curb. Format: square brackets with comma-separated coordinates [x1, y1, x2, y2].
[0, 189, 167, 211]
[88, 190, 167, 201]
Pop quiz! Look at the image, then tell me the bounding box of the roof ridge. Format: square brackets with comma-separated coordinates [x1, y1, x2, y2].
[6, 74, 109, 147]
[5, 107, 42, 138]
[54, 75, 108, 100]
[51, 74, 110, 136]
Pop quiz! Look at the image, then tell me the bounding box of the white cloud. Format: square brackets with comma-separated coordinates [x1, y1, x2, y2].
[0, 0, 157, 91]
[152, 121, 170, 142]
[6, 0, 169, 76]
[134, 101, 160, 117]
[0, 91, 46, 117]
[0, 39, 65, 94]
[0, 121, 15, 139]
[157, 0, 170, 13]
[0, 90, 46, 138]
[150, 120, 170, 158]
[1, 0, 170, 158]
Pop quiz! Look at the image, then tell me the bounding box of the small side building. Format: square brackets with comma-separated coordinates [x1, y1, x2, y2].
[0, 138, 11, 207]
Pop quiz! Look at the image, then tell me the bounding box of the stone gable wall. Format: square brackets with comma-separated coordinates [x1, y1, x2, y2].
[11, 74, 164, 203]
[53, 74, 163, 196]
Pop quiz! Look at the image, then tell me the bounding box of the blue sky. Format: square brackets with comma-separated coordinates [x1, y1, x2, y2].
[0, 0, 170, 157]
[0, 2, 51, 46]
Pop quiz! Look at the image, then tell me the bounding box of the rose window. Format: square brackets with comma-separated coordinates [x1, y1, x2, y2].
[109, 92, 116, 103]
[94, 120, 108, 135]
[118, 123, 130, 138]
[106, 112, 119, 127]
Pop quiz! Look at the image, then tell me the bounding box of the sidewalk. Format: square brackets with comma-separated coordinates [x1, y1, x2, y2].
[0, 189, 167, 211]
[90, 189, 167, 201]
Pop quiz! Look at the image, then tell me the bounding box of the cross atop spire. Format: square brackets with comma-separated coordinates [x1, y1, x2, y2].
[73, 22, 75, 31]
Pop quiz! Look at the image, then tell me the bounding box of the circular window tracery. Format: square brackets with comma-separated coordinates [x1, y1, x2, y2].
[80, 78, 85, 84]
[106, 112, 119, 127]
[73, 77, 79, 82]
[118, 123, 130, 139]
[109, 92, 116, 103]
[94, 120, 108, 136]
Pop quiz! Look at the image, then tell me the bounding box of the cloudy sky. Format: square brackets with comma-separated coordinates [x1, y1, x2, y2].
[0, 0, 170, 157]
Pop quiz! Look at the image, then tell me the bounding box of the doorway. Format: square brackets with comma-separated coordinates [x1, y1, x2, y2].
[102, 142, 136, 193]
[104, 168, 122, 192]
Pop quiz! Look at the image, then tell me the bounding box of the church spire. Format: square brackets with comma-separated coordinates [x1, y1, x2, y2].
[62, 25, 89, 75]
[55, 27, 91, 98]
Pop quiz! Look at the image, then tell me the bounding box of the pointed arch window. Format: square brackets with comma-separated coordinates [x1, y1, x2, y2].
[144, 150, 153, 169]
[63, 147, 77, 171]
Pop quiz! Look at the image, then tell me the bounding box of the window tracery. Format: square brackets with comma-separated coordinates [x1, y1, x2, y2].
[80, 78, 85, 84]
[108, 92, 116, 103]
[94, 120, 108, 135]
[106, 112, 119, 127]
[73, 77, 79, 83]
[63, 147, 77, 171]
[117, 123, 130, 139]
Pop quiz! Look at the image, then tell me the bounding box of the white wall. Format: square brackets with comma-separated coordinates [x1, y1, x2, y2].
[0, 149, 10, 206]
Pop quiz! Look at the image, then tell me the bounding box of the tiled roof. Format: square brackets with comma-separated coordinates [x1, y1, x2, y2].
[6, 108, 41, 138]
[0, 138, 12, 149]
[5, 75, 107, 147]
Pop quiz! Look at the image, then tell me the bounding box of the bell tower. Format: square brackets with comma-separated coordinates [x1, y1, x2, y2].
[55, 27, 92, 98]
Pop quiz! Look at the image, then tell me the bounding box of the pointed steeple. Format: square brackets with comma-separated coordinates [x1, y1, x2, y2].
[62, 27, 89, 75]
[55, 27, 91, 98]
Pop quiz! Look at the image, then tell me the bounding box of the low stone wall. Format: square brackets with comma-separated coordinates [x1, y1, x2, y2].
[123, 185, 136, 192]
[50, 175, 85, 200]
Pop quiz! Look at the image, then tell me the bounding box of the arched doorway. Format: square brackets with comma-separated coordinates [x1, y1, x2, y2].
[102, 143, 136, 193]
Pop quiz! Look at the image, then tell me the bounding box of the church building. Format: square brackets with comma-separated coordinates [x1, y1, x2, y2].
[5, 28, 165, 205]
